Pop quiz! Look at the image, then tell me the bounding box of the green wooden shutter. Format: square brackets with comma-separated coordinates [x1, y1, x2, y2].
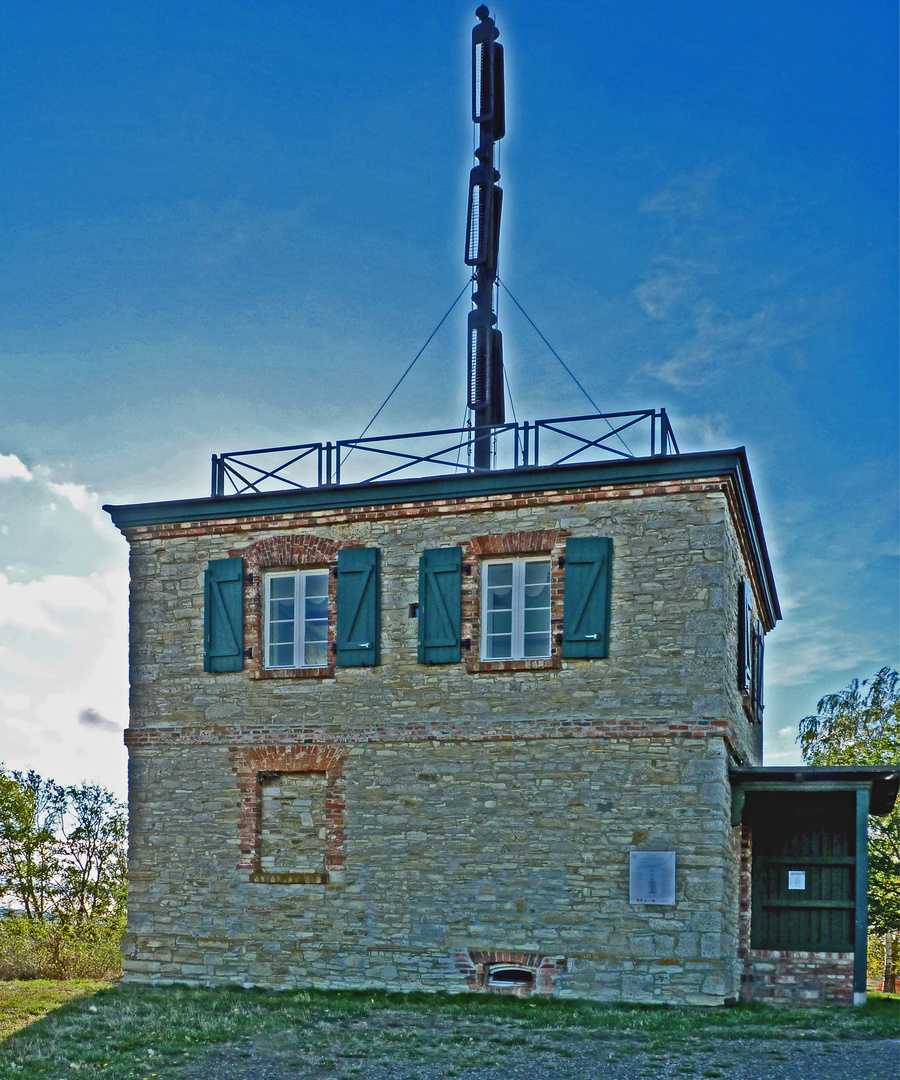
[752, 620, 765, 722]
[562, 537, 611, 659]
[739, 578, 753, 694]
[336, 548, 380, 666]
[204, 557, 244, 672]
[418, 547, 462, 664]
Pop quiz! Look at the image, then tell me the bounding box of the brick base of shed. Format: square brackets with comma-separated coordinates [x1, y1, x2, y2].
[740, 950, 854, 1005]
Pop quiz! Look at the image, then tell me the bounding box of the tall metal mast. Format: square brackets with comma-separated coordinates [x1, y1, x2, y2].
[465, 5, 506, 471]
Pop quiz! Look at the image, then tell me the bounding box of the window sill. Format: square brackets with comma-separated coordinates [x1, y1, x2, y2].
[250, 871, 328, 884]
[466, 656, 561, 673]
[250, 666, 335, 680]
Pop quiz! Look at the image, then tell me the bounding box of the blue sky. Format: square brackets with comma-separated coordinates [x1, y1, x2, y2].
[0, 1, 896, 799]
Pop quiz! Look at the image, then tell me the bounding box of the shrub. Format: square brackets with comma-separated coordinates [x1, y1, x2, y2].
[0, 912, 125, 980]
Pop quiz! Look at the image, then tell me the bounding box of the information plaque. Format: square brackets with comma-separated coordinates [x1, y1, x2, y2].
[787, 870, 806, 890]
[629, 850, 676, 905]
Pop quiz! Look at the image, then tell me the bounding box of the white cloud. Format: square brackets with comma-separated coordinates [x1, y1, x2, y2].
[0, 456, 129, 798]
[0, 453, 32, 482]
[667, 411, 731, 449]
[0, 567, 129, 799]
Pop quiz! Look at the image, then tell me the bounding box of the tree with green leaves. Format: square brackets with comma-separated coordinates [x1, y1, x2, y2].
[0, 767, 127, 924]
[798, 667, 900, 992]
[0, 767, 127, 978]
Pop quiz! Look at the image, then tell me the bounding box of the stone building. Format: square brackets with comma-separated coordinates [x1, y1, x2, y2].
[106, 433, 897, 1005]
[104, 6, 897, 1010]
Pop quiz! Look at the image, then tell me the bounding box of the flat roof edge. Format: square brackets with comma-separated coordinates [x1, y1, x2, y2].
[104, 448, 779, 624]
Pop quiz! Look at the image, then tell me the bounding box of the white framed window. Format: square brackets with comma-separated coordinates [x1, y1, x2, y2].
[481, 557, 552, 660]
[264, 570, 329, 669]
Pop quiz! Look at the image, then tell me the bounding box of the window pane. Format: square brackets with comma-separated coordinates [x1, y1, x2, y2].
[523, 606, 549, 634]
[304, 571, 328, 597]
[269, 576, 294, 598]
[270, 621, 294, 644]
[305, 593, 327, 616]
[486, 562, 513, 587]
[304, 641, 327, 667]
[523, 631, 551, 658]
[487, 608, 512, 635]
[524, 561, 550, 586]
[488, 585, 513, 609]
[271, 598, 295, 622]
[485, 634, 512, 659]
[270, 643, 294, 667]
[305, 620, 327, 643]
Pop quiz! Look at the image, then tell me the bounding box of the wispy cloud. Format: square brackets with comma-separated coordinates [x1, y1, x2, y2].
[635, 170, 821, 390]
[638, 166, 723, 225]
[644, 300, 807, 389]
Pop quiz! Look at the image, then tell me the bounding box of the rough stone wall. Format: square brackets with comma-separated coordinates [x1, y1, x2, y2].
[259, 773, 326, 875]
[125, 482, 750, 738]
[124, 732, 739, 1003]
[120, 479, 763, 1002]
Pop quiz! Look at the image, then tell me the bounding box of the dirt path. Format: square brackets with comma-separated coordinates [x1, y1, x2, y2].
[173, 1012, 900, 1080]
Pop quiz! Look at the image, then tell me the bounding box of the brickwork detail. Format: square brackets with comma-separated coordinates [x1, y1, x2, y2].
[740, 951, 854, 1005]
[234, 533, 339, 679]
[125, 715, 734, 751]
[450, 950, 569, 996]
[228, 745, 346, 873]
[462, 529, 567, 672]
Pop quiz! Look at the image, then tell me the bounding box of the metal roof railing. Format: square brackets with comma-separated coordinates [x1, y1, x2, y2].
[210, 409, 679, 497]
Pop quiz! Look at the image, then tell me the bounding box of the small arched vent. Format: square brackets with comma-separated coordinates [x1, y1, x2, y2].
[488, 965, 535, 990]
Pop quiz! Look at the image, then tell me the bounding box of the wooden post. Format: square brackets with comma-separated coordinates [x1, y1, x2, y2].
[854, 786, 870, 1004]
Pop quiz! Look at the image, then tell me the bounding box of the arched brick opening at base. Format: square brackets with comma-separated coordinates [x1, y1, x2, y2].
[450, 950, 568, 996]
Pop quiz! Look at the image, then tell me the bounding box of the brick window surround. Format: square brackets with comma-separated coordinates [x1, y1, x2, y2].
[462, 530, 567, 673]
[450, 950, 569, 996]
[230, 745, 346, 883]
[232, 533, 339, 680]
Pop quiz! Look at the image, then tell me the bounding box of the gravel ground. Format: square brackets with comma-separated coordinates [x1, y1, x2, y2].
[174, 1015, 900, 1080]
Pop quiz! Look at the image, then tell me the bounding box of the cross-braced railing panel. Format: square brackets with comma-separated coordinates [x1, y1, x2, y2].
[211, 410, 679, 496]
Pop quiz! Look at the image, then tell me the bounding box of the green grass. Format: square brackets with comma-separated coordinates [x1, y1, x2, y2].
[0, 983, 897, 1080]
[0, 981, 111, 1041]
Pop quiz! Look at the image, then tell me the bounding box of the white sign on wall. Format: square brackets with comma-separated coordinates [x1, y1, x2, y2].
[788, 870, 806, 890]
[629, 850, 676, 905]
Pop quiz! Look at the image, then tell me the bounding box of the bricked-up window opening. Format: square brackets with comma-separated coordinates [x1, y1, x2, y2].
[257, 772, 327, 883]
[264, 570, 329, 668]
[481, 558, 551, 660]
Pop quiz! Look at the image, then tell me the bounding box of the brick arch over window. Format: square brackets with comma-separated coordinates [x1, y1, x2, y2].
[231, 534, 339, 678]
[229, 744, 346, 876]
[469, 529, 561, 556]
[237, 533, 339, 573]
[462, 529, 568, 672]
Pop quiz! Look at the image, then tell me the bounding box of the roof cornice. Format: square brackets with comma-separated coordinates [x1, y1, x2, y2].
[104, 448, 780, 625]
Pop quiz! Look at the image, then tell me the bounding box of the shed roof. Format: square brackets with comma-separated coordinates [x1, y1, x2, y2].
[731, 765, 900, 817]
